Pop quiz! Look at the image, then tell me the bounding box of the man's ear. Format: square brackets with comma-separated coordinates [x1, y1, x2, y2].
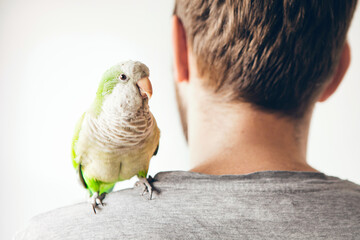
[318, 41, 351, 102]
[172, 15, 189, 83]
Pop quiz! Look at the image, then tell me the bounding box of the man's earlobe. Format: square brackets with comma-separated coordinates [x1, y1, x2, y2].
[172, 16, 189, 83]
[318, 41, 351, 102]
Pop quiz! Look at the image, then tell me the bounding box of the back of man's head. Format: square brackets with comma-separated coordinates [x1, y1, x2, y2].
[174, 0, 358, 118]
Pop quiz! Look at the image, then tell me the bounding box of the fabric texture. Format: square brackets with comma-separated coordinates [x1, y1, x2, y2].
[15, 171, 360, 239]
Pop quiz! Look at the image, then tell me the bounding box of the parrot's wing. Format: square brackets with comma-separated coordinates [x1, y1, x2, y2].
[78, 164, 88, 189]
[71, 112, 86, 170]
[153, 143, 159, 156]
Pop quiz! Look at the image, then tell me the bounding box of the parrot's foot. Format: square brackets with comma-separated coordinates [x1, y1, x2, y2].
[135, 176, 154, 200]
[89, 192, 106, 214]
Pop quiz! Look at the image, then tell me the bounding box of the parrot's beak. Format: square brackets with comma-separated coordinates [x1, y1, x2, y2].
[136, 77, 152, 99]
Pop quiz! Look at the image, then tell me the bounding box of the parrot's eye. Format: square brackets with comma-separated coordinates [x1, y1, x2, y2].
[119, 74, 128, 81]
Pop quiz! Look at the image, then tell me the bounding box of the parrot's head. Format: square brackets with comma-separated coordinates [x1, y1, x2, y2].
[92, 60, 152, 116]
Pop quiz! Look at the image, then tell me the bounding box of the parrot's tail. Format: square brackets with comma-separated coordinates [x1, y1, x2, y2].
[78, 164, 88, 189]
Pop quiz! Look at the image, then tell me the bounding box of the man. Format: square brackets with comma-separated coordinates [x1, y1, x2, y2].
[16, 0, 359, 239]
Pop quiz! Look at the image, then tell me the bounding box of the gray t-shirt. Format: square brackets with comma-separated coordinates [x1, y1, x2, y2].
[15, 171, 360, 239]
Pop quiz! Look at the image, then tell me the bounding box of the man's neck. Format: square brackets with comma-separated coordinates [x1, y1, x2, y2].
[187, 83, 318, 175]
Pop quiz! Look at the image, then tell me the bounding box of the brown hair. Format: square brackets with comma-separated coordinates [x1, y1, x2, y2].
[174, 0, 358, 118]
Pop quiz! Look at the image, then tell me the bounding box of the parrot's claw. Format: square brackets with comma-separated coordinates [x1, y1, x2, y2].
[89, 192, 106, 214]
[92, 203, 97, 214]
[97, 197, 104, 206]
[135, 176, 153, 200]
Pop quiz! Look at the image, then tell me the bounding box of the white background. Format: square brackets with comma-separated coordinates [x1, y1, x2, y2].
[0, 1, 359, 239]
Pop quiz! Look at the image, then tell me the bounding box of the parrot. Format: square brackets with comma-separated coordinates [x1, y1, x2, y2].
[71, 60, 160, 213]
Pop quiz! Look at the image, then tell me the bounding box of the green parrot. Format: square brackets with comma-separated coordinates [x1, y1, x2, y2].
[71, 61, 160, 213]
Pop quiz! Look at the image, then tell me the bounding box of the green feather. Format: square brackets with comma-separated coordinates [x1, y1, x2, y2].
[71, 112, 86, 170]
[137, 170, 148, 179]
[82, 170, 117, 196]
[90, 65, 125, 117]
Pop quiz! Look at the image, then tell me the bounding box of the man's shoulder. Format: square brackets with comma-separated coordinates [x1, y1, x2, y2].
[15, 171, 360, 239]
[14, 188, 151, 240]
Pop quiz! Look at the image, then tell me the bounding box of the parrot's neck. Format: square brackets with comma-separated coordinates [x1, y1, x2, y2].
[86, 101, 154, 150]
